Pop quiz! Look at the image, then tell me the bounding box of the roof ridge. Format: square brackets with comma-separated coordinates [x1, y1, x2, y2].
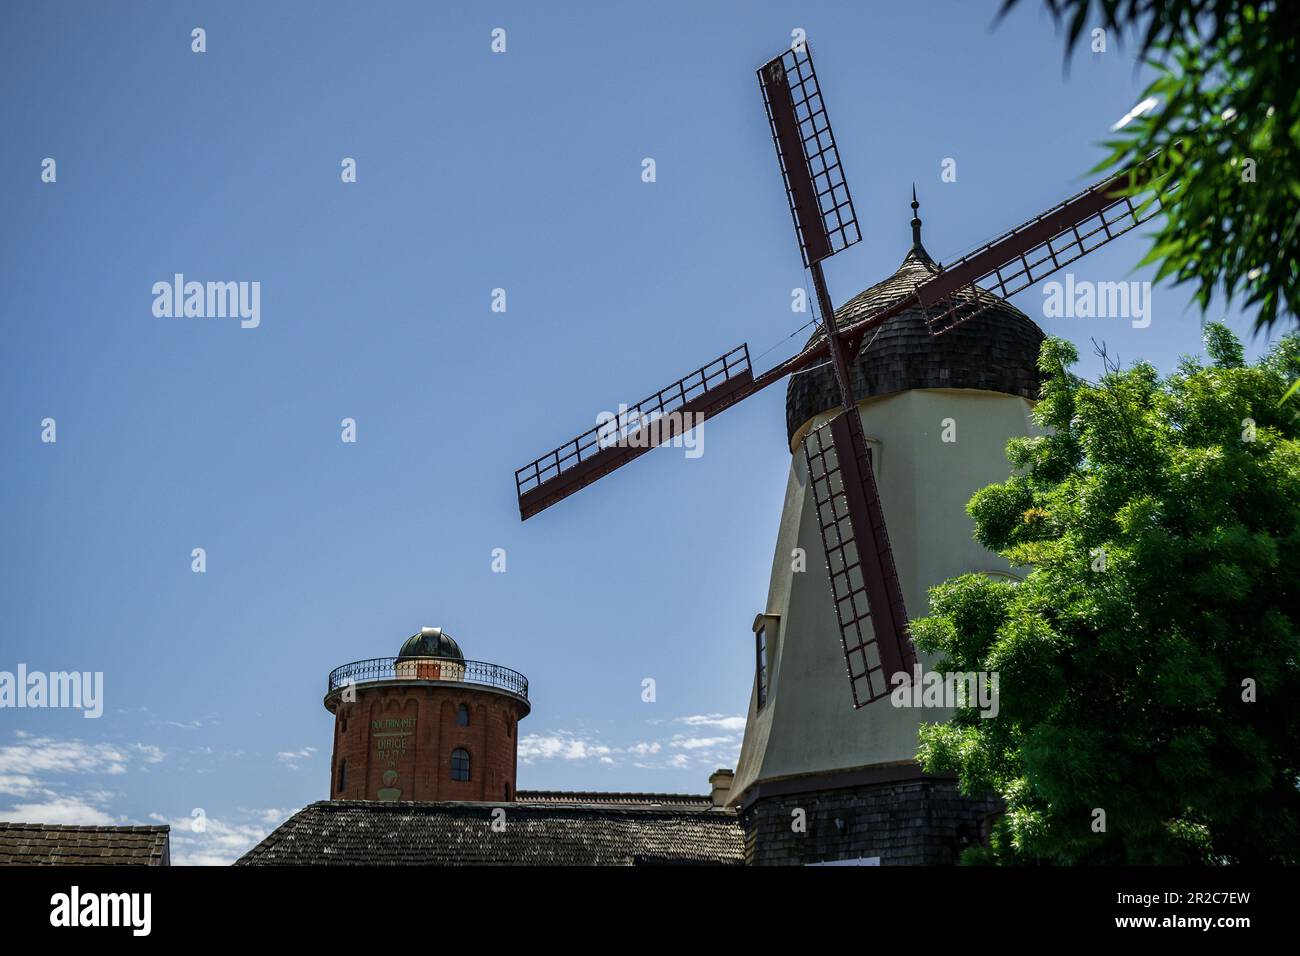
[516, 789, 710, 798]
[307, 799, 731, 813]
[0, 822, 170, 832]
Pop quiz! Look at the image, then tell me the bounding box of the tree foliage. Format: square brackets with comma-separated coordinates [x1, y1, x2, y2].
[1001, 0, 1300, 332]
[914, 325, 1300, 863]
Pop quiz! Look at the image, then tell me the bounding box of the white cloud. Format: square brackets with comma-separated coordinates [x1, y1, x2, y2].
[0, 734, 168, 830]
[274, 747, 317, 770]
[0, 735, 163, 778]
[0, 774, 44, 797]
[0, 732, 292, 865]
[676, 714, 746, 732]
[152, 713, 219, 731]
[134, 744, 165, 765]
[669, 735, 732, 750]
[3, 797, 116, 826]
[518, 733, 613, 762]
[150, 810, 284, 867]
[519, 717, 743, 770]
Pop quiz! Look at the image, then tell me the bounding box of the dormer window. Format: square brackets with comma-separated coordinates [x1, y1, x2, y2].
[755, 624, 769, 710]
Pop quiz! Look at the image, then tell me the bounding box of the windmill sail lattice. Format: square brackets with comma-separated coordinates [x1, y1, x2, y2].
[836, 160, 1170, 351]
[804, 410, 916, 706]
[915, 170, 1167, 335]
[758, 45, 860, 267]
[515, 346, 753, 520]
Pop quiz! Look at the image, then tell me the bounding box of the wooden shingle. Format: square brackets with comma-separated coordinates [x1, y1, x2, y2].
[236, 800, 743, 866]
[0, 823, 170, 866]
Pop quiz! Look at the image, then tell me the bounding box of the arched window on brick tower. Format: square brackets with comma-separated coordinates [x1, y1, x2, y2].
[451, 748, 471, 782]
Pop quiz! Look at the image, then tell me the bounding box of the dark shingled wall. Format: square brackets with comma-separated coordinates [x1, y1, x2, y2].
[740, 779, 1002, 866]
[786, 244, 1045, 445]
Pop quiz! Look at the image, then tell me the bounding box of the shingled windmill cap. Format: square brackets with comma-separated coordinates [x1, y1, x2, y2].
[784, 189, 1046, 446]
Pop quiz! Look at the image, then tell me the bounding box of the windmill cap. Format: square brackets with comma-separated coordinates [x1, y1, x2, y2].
[785, 200, 1044, 446]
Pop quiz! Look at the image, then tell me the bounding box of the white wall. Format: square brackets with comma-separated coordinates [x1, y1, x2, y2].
[729, 388, 1036, 803]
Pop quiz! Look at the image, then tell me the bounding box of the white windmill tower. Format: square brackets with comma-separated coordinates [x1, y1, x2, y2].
[727, 192, 1045, 865]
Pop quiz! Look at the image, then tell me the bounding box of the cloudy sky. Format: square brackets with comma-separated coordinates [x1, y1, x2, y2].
[0, 1, 1281, 864]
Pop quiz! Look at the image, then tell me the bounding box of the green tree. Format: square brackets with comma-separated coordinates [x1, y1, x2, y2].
[914, 325, 1300, 863]
[1001, 0, 1300, 333]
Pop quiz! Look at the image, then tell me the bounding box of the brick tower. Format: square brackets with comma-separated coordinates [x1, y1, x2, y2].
[325, 627, 530, 803]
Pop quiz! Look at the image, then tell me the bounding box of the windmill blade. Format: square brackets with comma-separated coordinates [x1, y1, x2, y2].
[803, 409, 916, 707]
[758, 44, 861, 267]
[917, 167, 1169, 335]
[516, 346, 754, 520]
[514, 333, 842, 522]
[836, 157, 1170, 349]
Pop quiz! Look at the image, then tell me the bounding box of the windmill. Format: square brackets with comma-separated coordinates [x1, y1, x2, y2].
[514, 44, 1166, 708]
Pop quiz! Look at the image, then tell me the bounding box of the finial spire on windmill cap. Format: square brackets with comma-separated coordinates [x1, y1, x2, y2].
[910, 184, 923, 248]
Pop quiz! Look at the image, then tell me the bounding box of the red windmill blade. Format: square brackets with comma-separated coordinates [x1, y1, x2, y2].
[513, 42, 1170, 707]
[514, 346, 755, 521]
[756, 43, 915, 705]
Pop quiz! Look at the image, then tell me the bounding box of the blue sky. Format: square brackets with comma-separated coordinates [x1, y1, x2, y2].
[0, 1, 1284, 864]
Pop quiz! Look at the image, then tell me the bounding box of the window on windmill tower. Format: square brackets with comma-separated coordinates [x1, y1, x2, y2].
[456, 703, 469, 726]
[755, 625, 769, 710]
[337, 758, 347, 793]
[451, 748, 471, 782]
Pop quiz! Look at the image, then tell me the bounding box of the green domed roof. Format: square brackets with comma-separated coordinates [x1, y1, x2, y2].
[397, 627, 464, 662]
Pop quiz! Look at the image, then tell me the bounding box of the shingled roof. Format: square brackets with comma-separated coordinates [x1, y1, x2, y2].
[0, 823, 170, 866]
[786, 236, 1045, 444]
[236, 800, 743, 866]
